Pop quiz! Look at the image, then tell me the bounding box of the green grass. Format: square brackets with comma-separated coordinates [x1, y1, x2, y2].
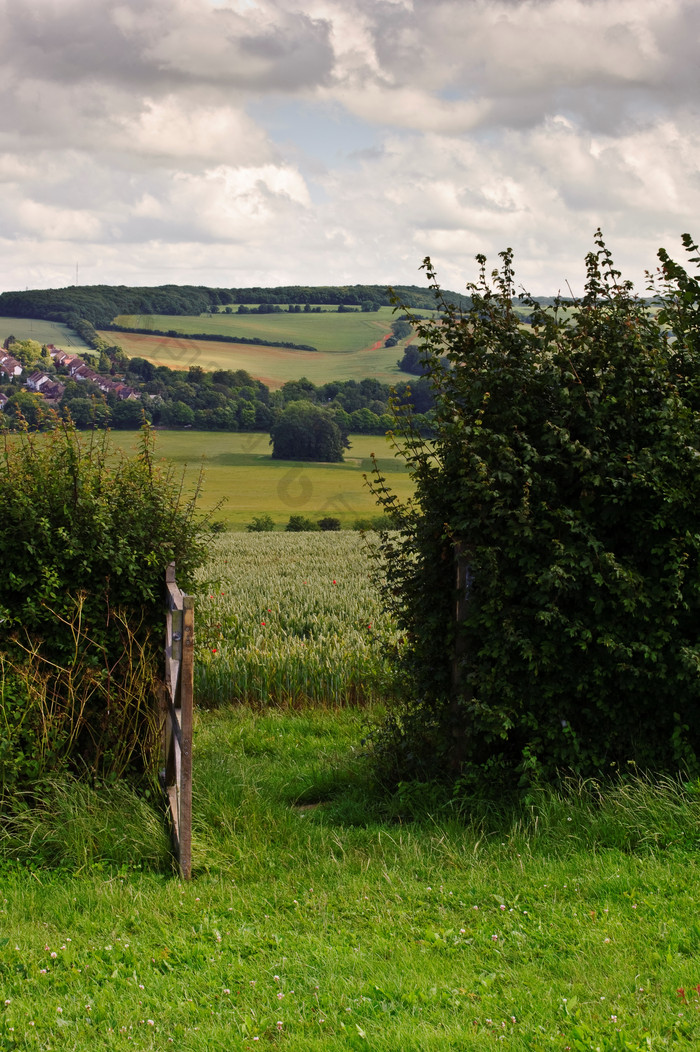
[98, 331, 412, 388]
[113, 308, 398, 355]
[108, 431, 414, 529]
[100, 307, 417, 387]
[0, 317, 89, 348]
[2, 707, 700, 1050]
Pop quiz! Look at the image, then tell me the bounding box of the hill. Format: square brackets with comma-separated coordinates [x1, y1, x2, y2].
[0, 282, 471, 329]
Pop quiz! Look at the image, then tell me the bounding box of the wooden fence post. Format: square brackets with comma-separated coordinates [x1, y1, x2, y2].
[162, 562, 194, 879]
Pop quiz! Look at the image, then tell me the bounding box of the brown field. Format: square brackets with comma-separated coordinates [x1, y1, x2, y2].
[98, 331, 414, 388]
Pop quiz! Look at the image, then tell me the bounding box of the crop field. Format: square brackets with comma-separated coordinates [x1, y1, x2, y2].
[112, 307, 400, 354]
[194, 531, 403, 709]
[109, 431, 414, 529]
[98, 330, 412, 388]
[0, 316, 88, 348]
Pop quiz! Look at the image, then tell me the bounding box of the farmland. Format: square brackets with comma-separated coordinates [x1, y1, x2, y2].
[101, 306, 417, 387]
[109, 430, 414, 529]
[112, 307, 400, 354]
[0, 315, 89, 348]
[194, 532, 402, 708]
[2, 536, 700, 1048]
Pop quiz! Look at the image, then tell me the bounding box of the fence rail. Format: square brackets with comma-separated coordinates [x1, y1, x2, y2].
[160, 562, 194, 879]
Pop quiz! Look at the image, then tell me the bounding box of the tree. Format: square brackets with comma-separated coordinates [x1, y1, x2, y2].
[270, 400, 348, 462]
[369, 235, 700, 791]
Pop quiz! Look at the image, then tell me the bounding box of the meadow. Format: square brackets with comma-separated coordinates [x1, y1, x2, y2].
[111, 308, 399, 355]
[2, 533, 700, 1049]
[97, 330, 411, 388]
[0, 316, 88, 348]
[108, 431, 414, 529]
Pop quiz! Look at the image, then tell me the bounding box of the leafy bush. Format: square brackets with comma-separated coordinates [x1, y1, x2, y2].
[317, 516, 342, 531]
[0, 421, 206, 796]
[369, 234, 700, 791]
[285, 515, 319, 532]
[246, 514, 275, 532]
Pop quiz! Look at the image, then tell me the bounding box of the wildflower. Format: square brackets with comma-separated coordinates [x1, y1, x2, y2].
[223, 989, 230, 995]
[51, 951, 57, 958]
[491, 935, 498, 941]
[277, 1022, 283, 1030]
[57, 1007, 63, 1014]
[147, 1020, 155, 1026]
[277, 992, 284, 1000]
[261, 621, 265, 626]
[212, 648, 217, 654]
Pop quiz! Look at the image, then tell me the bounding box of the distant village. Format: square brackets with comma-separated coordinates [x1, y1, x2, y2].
[0, 341, 138, 414]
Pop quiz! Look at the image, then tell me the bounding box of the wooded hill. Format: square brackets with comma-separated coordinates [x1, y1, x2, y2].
[0, 283, 472, 329]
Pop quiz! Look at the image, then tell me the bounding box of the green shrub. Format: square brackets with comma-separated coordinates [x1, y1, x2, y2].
[370, 234, 700, 791]
[0, 420, 206, 794]
[317, 516, 342, 531]
[246, 513, 275, 532]
[285, 514, 319, 532]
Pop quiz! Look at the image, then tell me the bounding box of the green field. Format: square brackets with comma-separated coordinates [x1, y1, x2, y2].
[103, 307, 418, 387]
[113, 308, 400, 355]
[110, 430, 413, 529]
[195, 532, 402, 708]
[0, 316, 89, 348]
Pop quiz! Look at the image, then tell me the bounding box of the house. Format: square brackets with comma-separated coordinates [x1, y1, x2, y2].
[0, 352, 23, 378]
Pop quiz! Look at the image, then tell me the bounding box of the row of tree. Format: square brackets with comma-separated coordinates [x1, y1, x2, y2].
[0, 348, 436, 438]
[0, 282, 471, 330]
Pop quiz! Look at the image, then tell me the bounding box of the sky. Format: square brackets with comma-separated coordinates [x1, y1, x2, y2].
[0, 0, 698, 296]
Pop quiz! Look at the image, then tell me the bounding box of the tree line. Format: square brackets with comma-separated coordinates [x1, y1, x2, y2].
[0, 347, 435, 437]
[0, 282, 472, 330]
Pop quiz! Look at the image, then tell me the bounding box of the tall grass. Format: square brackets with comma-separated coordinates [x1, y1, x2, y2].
[194, 532, 404, 707]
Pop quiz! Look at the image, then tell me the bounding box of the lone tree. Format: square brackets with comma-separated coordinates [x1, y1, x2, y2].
[270, 399, 349, 462]
[370, 233, 700, 791]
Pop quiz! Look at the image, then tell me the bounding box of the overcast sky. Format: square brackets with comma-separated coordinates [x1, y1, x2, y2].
[1, 0, 698, 296]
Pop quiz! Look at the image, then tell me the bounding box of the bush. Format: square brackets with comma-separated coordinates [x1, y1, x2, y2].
[369, 234, 700, 791]
[317, 517, 342, 531]
[0, 421, 206, 796]
[285, 515, 319, 532]
[246, 514, 275, 532]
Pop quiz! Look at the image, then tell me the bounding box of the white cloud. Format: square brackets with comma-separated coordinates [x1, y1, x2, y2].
[0, 0, 697, 294]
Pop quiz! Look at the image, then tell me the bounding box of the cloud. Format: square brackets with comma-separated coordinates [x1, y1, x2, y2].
[0, 0, 697, 294]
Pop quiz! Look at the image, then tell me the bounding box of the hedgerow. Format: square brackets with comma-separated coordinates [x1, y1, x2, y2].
[369, 233, 700, 791]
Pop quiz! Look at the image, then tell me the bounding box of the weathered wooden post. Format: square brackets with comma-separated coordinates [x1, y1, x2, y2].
[162, 562, 194, 879]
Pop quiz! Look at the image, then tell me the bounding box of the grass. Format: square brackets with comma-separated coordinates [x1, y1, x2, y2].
[112, 308, 398, 355]
[2, 707, 700, 1050]
[97, 331, 413, 388]
[0, 317, 88, 348]
[107, 430, 414, 529]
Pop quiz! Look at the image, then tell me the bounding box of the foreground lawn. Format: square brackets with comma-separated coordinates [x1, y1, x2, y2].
[2, 707, 700, 1050]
